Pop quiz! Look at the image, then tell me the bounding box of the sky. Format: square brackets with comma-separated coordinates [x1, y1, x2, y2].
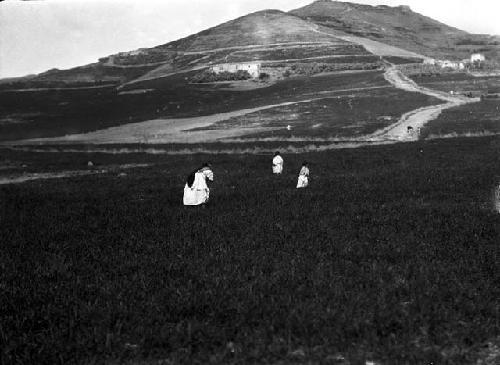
[1, 0, 499, 78]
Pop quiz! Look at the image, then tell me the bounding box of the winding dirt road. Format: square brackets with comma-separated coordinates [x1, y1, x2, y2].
[367, 66, 479, 141]
[306, 23, 480, 142]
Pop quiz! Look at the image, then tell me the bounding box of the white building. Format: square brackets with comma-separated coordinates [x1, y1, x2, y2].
[211, 63, 261, 78]
[471, 53, 486, 63]
[439, 60, 459, 69]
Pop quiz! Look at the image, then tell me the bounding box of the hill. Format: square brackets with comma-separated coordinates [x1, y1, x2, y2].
[1, 1, 499, 144]
[290, 0, 500, 61]
[0, 9, 389, 90]
[2, 2, 500, 91]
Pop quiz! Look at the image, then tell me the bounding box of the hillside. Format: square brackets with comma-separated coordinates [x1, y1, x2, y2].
[159, 10, 346, 52]
[2, 2, 500, 91]
[290, 0, 500, 61]
[3, 3, 499, 90]
[1, 1, 500, 144]
[0, 9, 398, 91]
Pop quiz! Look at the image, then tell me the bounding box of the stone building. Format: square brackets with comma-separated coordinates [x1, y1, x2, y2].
[471, 53, 486, 63]
[211, 63, 261, 78]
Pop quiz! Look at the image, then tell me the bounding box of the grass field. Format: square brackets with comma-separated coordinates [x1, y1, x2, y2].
[0, 71, 387, 143]
[190, 88, 441, 140]
[420, 100, 500, 138]
[410, 74, 500, 94]
[2, 136, 500, 364]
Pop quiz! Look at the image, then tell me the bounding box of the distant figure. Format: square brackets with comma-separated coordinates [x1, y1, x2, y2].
[87, 161, 94, 167]
[495, 183, 500, 213]
[296, 161, 310, 189]
[183, 163, 214, 206]
[272, 152, 284, 174]
[287, 125, 292, 131]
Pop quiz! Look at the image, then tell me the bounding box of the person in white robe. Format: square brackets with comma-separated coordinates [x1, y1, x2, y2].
[296, 161, 309, 189]
[183, 163, 214, 206]
[272, 152, 284, 174]
[495, 183, 500, 213]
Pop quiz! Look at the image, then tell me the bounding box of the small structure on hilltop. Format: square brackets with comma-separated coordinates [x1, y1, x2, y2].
[210, 63, 261, 78]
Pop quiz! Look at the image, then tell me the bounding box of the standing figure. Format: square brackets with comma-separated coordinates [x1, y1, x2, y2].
[272, 152, 284, 174]
[495, 182, 500, 213]
[183, 163, 214, 206]
[296, 161, 310, 189]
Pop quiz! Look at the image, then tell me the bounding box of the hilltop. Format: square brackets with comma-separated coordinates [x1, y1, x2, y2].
[2, 2, 498, 90]
[290, 0, 500, 61]
[158, 10, 345, 51]
[0, 10, 364, 89]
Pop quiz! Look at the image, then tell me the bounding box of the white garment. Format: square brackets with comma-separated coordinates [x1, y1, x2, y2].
[272, 155, 284, 174]
[296, 166, 309, 188]
[183, 168, 214, 206]
[495, 184, 500, 213]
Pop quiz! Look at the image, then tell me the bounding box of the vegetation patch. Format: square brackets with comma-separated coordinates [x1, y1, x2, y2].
[191, 70, 252, 83]
[227, 44, 370, 62]
[1, 137, 500, 364]
[412, 74, 500, 95]
[191, 88, 442, 139]
[421, 100, 500, 138]
[0, 71, 387, 142]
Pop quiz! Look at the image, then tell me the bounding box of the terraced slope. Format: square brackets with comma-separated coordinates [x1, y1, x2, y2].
[291, 0, 500, 61]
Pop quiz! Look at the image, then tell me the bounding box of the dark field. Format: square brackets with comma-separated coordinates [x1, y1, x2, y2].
[382, 57, 423, 65]
[0, 71, 387, 142]
[192, 88, 441, 139]
[421, 100, 500, 138]
[0, 64, 161, 91]
[2, 136, 500, 364]
[411, 74, 500, 94]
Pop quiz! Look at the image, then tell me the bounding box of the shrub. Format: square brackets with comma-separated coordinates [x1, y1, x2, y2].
[259, 72, 270, 81]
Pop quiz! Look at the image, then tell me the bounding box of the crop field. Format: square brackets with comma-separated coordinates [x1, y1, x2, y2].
[382, 57, 423, 65]
[420, 100, 500, 138]
[0, 71, 387, 142]
[262, 56, 381, 65]
[191, 88, 441, 140]
[410, 74, 500, 94]
[2, 136, 500, 364]
[226, 45, 370, 62]
[0, 64, 161, 91]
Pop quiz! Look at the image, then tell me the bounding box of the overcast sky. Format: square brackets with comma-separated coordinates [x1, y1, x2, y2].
[1, 0, 499, 78]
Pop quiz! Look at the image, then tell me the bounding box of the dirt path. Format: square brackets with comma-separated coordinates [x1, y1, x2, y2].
[308, 24, 427, 59]
[0, 163, 150, 185]
[302, 24, 483, 142]
[366, 66, 480, 141]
